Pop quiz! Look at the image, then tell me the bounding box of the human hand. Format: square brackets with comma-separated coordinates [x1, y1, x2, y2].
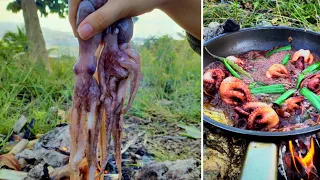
[68, 0, 164, 40]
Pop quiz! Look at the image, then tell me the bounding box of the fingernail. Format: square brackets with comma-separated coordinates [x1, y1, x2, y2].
[78, 24, 94, 39]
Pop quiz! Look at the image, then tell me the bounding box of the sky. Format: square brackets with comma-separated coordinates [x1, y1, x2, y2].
[0, 0, 184, 39]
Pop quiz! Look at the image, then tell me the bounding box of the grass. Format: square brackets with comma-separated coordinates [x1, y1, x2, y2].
[204, 0, 320, 32]
[0, 35, 201, 155]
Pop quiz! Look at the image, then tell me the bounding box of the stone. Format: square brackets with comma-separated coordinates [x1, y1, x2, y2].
[41, 150, 69, 168]
[18, 158, 28, 169]
[203, 125, 248, 179]
[13, 115, 27, 133]
[136, 159, 200, 180]
[16, 149, 36, 160]
[26, 163, 44, 180]
[203, 19, 240, 42]
[34, 125, 70, 151]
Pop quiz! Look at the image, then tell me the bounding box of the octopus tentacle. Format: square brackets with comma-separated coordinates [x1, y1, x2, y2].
[203, 68, 225, 96]
[300, 73, 320, 95]
[71, 1, 102, 179]
[277, 96, 304, 118]
[243, 102, 270, 111]
[86, 78, 101, 179]
[219, 77, 252, 105]
[121, 44, 142, 114]
[284, 96, 304, 112]
[291, 49, 314, 65]
[221, 90, 245, 105]
[266, 64, 288, 78]
[247, 106, 279, 130]
[307, 75, 320, 94]
[235, 102, 279, 130]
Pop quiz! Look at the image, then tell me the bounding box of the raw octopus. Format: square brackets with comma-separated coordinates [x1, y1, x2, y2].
[70, 0, 141, 180]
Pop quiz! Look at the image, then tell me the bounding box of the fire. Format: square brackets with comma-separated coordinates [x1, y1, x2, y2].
[60, 147, 68, 151]
[289, 137, 316, 179]
[95, 162, 108, 177]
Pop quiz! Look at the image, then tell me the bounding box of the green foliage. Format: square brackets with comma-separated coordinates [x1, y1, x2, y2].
[204, 0, 320, 32]
[0, 27, 28, 59]
[177, 124, 201, 139]
[0, 55, 75, 135]
[7, 0, 68, 18]
[128, 35, 201, 124]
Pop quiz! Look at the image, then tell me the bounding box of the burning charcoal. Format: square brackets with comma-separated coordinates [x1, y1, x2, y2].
[222, 19, 240, 33]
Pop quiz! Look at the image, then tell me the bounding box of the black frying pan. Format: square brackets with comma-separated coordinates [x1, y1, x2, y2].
[204, 26, 320, 138]
[203, 26, 320, 180]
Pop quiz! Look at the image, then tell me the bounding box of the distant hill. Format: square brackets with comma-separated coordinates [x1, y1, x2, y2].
[0, 22, 78, 47]
[0, 22, 145, 57]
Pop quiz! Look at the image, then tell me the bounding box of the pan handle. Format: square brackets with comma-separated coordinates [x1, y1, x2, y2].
[240, 142, 278, 180]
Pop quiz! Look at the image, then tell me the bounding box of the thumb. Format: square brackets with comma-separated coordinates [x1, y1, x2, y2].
[77, 1, 122, 40]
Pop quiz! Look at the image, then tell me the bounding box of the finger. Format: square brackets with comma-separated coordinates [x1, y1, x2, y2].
[77, 0, 124, 40]
[68, 0, 82, 37]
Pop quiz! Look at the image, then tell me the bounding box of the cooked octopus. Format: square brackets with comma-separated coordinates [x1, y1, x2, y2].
[204, 48, 320, 131]
[70, 0, 141, 179]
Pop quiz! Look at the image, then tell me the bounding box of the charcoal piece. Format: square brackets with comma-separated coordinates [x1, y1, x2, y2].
[222, 19, 240, 33]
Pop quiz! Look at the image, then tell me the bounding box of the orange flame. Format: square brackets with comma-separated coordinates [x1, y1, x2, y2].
[289, 137, 315, 179]
[60, 147, 68, 151]
[95, 162, 108, 177]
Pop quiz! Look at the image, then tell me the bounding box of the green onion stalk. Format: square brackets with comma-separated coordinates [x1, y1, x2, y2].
[274, 89, 296, 105]
[300, 87, 320, 111]
[250, 84, 286, 94]
[205, 46, 252, 79]
[266, 45, 291, 58]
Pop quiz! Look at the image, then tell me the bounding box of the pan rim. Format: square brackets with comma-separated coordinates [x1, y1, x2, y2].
[204, 26, 320, 47]
[203, 26, 320, 137]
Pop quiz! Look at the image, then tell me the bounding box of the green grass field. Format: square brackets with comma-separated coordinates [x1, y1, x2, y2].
[204, 0, 320, 32]
[0, 33, 200, 154]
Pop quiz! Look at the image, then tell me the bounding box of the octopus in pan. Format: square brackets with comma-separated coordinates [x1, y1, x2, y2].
[266, 64, 288, 79]
[290, 49, 314, 70]
[300, 72, 320, 95]
[277, 96, 305, 118]
[203, 68, 225, 95]
[70, 0, 141, 180]
[219, 77, 252, 105]
[234, 102, 279, 130]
